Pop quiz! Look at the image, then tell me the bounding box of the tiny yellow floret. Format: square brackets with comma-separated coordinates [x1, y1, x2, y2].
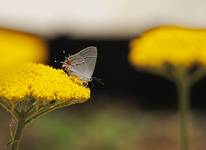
[0, 63, 90, 102]
[129, 26, 206, 68]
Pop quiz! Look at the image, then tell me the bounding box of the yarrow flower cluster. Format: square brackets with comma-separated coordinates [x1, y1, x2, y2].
[0, 63, 91, 150]
[0, 63, 90, 102]
[129, 26, 206, 68]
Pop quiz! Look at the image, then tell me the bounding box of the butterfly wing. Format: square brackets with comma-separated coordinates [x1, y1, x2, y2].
[78, 47, 97, 77]
[69, 47, 97, 81]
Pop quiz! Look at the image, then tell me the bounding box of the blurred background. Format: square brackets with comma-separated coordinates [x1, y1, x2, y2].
[0, 0, 206, 149]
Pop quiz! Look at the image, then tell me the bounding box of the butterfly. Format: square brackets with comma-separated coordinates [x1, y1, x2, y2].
[62, 46, 97, 85]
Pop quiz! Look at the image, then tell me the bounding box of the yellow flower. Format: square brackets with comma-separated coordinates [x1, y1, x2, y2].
[129, 26, 206, 68]
[0, 28, 47, 69]
[0, 63, 90, 102]
[0, 63, 91, 150]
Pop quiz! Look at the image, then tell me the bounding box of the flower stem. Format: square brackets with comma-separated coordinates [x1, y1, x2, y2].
[10, 118, 26, 150]
[176, 70, 190, 150]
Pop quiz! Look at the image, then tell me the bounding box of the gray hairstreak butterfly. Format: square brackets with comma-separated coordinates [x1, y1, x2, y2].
[62, 46, 97, 85]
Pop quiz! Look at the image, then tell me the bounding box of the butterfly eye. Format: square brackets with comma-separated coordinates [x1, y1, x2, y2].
[67, 58, 72, 64]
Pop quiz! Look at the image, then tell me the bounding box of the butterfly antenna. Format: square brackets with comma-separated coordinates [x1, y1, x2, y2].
[54, 59, 62, 65]
[61, 50, 68, 59]
[92, 77, 104, 86]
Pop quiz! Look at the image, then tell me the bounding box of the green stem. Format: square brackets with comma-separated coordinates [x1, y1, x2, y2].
[0, 100, 19, 121]
[25, 100, 79, 124]
[176, 70, 190, 150]
[10, 118, 26, 150]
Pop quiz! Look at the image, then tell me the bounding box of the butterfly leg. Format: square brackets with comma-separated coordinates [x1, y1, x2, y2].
[62, 64, 72, 76]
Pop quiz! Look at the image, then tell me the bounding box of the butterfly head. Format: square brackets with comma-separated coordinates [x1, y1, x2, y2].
[62, 56, 72, 74]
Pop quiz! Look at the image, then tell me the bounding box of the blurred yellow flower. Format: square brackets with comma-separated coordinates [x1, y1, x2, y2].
[0, 28, 47, 68]
[129, 26, 206, 68]
[0, 63, 90, 102]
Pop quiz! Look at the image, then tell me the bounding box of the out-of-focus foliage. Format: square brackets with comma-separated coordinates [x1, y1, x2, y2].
[25, 104, 145, 150]
[0, 102, 203, 150]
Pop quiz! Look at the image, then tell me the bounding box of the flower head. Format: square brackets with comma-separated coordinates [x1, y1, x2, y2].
[0, 63, 90, 102]
[129, 26, 206, 68]
[0, 63, 91, 148]
[0, 28, 47, 69]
